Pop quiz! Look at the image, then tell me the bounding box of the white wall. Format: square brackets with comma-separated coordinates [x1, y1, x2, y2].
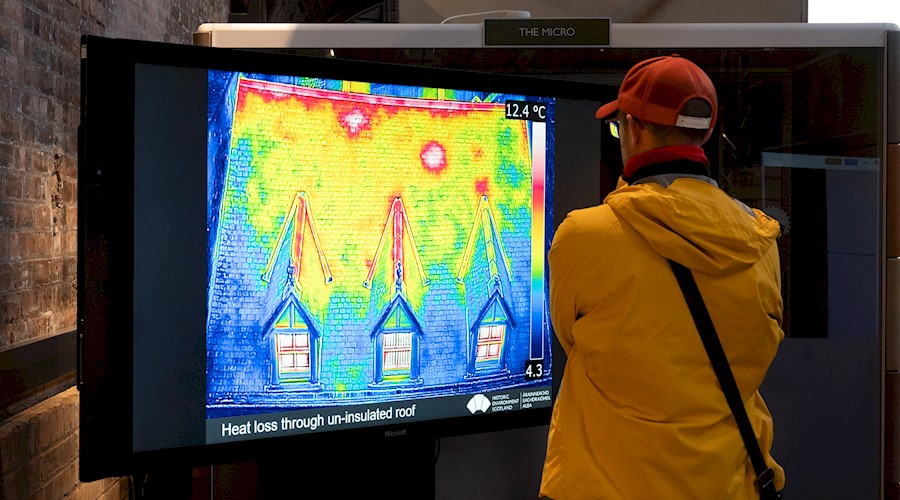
[808, 0, 900, 25]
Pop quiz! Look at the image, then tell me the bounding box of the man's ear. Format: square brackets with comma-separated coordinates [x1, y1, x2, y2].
[625, 113, 641, 147]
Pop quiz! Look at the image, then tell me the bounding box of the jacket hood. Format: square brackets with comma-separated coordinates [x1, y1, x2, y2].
[605, 177, 780, 275]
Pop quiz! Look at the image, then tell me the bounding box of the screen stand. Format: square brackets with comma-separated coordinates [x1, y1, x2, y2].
[256, 436, 436, 499]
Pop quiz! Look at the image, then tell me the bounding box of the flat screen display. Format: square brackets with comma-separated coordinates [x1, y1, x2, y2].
[78, 35, 603, 481]
[203, 70, 554, 444]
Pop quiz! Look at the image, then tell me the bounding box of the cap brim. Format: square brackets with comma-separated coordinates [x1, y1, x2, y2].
[595, 100, 619, 120]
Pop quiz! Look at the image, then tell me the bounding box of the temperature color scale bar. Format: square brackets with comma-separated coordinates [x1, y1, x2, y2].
[530, 121, 546, 361]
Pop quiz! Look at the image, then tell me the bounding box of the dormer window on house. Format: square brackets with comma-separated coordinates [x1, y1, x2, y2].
[472, 299, 511, 374]
[373, 302, 422, 384]
[269, 300, 320, 386]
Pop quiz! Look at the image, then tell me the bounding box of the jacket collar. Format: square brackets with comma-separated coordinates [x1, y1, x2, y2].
[623, 145, 710, 184]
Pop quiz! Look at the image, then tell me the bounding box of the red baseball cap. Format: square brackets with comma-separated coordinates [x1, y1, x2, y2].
[596, 55, 717, 137]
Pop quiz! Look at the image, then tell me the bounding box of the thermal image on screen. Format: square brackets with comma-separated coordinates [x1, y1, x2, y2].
[205, 69, 554, 439]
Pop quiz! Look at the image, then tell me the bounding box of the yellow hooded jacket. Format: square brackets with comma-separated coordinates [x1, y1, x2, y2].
[540, 175, 785, 499]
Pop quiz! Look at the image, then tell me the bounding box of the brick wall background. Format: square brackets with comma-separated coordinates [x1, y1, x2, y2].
[0, 0, 228, 498]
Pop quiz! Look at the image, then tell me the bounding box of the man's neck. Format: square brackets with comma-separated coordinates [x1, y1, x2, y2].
[622, 145, 710, 183]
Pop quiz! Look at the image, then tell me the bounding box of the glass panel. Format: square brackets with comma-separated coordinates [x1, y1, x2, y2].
[333, 46, 882, 340]
[324, 42, 885, 499]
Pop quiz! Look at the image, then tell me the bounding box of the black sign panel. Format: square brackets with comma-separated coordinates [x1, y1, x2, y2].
[484, 18, 611, 47]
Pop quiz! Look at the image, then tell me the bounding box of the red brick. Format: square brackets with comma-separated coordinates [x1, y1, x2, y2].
[52, 231, 61, 254]
[51, 307, 74, 331]
[58, 152, 73, 176]
[21, 61, 38, 87]
[0, 199, 13, 229]
[5, 232, 20, 260]
[2, 291, 23, 325]
[8, 318, 24, 341]
[47, 169, 61, 194]
[0, 320, 26, 348]
[32, 259, 50, 286]
[0, 82, 9, 108]
[32, 0, 50, 15]
[62, 204, 74, 227]
[0, 468, 31, 500]
[3, 170, 24, 199]
[32, 151, 52, 174]
[42, 283, 56, 308]
[36, 284, 53, 311]
[40, 430, 76, 481]
[20, 117, 36, 143]
[37, 123, 55, 147]
[0, 0, 23, 25]
[46, 98, 59, 122]
[58, 284, 75, 311]
[0, 419, 31, 474]
[0, 26, 13, 54]
[15, 203, 35, 229]
[38, 154, 54, 176]
[15, 146, 33, 172]
[0, 142, 13, 168]
[21, 90, 36, 117]
[0, 262, 12, 291]
[61, 180, 75, 205]
[23, 7, 41, 38]
[21, 285, 40, 315]
[37, 95, 50, 119]
[37, 72, 54, 96]
[14, 263, 29, 289]
[54, 465, 80, 499]
[14, 317, 47, 342]
[49, 257, 62, 282]
[34, 204, 51, 230]
[25, 232, 53, 259]
[60, 230, 75, 255]
[23, 175, 47, 201]
[29, 400, 55, 453]
[62, 258, 75, 281]
[48, 5, 77, 41]
[0, 111, 19, 141]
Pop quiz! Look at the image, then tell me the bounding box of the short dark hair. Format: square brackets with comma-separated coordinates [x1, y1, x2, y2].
[618, 110, 711, 146]
[643, 121, 710, 146]
[645, 98, 713, 146]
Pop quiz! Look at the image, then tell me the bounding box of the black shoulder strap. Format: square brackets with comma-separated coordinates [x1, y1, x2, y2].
[668, 259, 777, 493]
